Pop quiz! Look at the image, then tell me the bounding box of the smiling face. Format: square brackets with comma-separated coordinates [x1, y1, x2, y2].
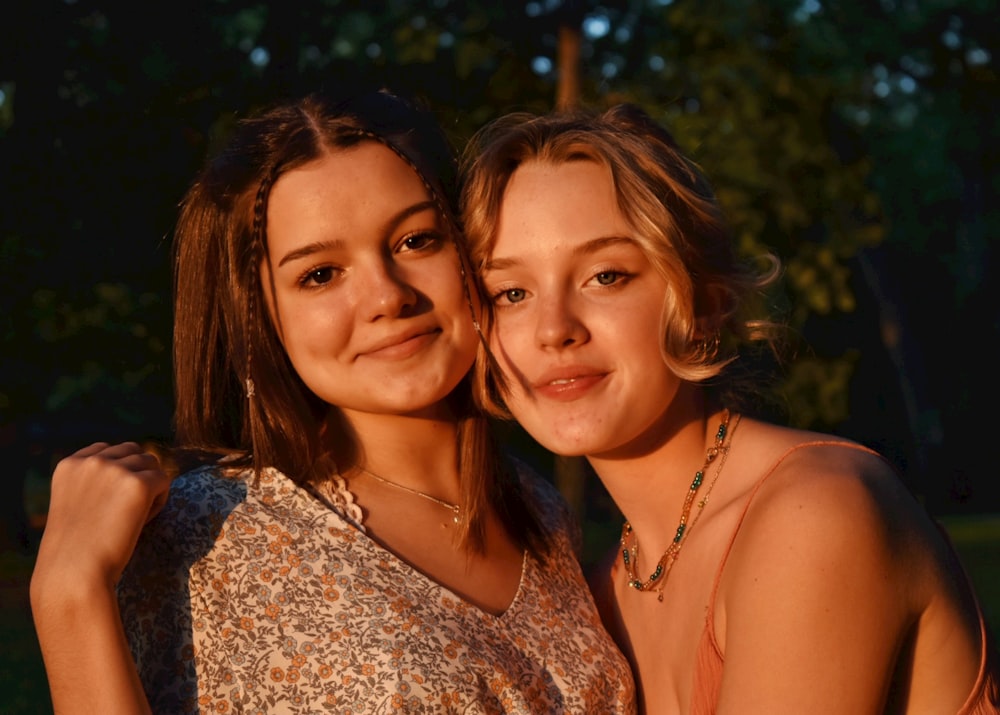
[483, 158, 683, 459]
[260, 142, 478, 422]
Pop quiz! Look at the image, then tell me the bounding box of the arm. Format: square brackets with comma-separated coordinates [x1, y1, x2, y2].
[30, 442, 171, 715]
[715, 451, 912, 714]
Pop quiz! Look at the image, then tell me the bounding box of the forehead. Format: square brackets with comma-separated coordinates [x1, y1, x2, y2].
[502, 157, 615, 209]
[495, 158, 626, 247]
[270, 142, 429, 209]
[265, 143, 434, 244]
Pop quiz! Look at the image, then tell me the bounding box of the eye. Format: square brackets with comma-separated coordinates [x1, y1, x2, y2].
[595, 270, 623, 286]
[398, 230, 442, 253]
[493, 287, 527, 306]
[298, 266, 337, 287]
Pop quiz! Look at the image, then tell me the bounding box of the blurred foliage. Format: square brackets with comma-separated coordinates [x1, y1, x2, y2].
[0, 0, 996, 511]
[32, 282, 168, 421]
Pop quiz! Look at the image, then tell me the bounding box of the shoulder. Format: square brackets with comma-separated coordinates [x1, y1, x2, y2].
[724, 420, 936, 601]
[709, 422, 983, 709]
[170, 463, 252, 503]
[127, 464, 259, 567]
[155, 465, 249, 527]
[740, 420, 904, 522]
[151, 463, 332, 540]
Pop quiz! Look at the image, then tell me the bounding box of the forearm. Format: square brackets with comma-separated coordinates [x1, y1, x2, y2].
[32, 574, 151, 715]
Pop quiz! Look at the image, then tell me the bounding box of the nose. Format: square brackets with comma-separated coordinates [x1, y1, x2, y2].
[359, 258, 418, 321]
[535, 293, 589, 349]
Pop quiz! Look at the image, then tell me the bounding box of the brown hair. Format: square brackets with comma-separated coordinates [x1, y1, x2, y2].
[172, 89, 546, 553]
[459, 103, 782, 417]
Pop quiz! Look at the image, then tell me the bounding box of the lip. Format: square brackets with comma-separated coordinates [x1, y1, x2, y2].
[360, 327, 441, 360]
[531, 366, 609, 401]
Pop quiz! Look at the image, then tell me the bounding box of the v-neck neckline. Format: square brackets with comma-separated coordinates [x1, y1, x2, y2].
[288, 468, 530, 619]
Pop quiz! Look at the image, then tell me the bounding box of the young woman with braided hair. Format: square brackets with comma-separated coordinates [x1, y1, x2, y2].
[30, 90, 636, 714]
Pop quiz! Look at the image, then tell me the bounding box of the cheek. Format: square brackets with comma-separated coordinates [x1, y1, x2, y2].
[488, 320, 525, 375]
[487, 329, 536, 411]
[438, 283, 480, 369]
[277, 333, 319, 388]
[451, 328, 478, 375]
[278, 302, 350, 362]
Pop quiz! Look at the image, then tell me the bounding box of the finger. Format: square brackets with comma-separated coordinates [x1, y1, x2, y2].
[57, 442, 142, 473]
[71, 442, 113, 458]
[56, 443, 161, 481]
[113, 450, 163, 472]
[51, 450, 166, 507]
[90, 441, 149, 460]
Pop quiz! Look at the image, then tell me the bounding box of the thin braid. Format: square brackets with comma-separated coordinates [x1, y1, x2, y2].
[245, 169, 276, 468]
[352, 128, 485, 341]
[352, 128, 452, 226]
[247, 173, 273, 396]
[347, 128, 494, 548]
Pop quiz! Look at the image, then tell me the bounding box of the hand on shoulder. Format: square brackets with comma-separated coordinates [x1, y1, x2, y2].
[30, 441, 164, 715]
[31, 441, 173, 600]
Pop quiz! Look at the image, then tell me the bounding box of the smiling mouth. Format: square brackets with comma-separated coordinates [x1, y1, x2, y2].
[362, 329, 440, 360]
[533, 372, 607, 400]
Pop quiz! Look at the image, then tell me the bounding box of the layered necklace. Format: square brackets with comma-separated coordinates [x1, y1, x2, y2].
[359, 467, 462, 524]
[620, 409, 741, 601]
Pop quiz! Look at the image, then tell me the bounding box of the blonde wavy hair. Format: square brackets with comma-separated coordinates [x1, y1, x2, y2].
[459, 103, 781, 418]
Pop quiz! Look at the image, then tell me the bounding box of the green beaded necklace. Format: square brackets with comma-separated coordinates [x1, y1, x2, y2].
[620, 409, 740, 601]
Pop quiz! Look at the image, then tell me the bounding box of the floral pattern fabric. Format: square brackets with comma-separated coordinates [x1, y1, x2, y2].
[118, 464, 636, 714]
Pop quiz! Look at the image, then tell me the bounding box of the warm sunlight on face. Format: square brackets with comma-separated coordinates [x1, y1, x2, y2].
[483, 159, 681, 459]
[261, 142, 478, 421]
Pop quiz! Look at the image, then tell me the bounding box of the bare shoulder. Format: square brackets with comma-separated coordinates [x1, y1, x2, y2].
[725, 420, 947, 596]
[739, 420, 913, 520]
[712, 424, 985, 712]
[741, 418, 891, 471]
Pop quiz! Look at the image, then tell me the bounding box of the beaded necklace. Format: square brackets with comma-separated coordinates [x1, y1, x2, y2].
[620, 410, 740, 601]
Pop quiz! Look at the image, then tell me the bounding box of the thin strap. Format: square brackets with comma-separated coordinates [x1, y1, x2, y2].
[958, 597, 999, 714]
[704, 440, 882, 654]
[932, 521, 1000, 714]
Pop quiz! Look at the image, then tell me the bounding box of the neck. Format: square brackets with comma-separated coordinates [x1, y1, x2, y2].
[326, 406, 463, 496]
[587, 386, 720, 557]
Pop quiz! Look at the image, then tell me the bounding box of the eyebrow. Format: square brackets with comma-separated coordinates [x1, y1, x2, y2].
[484, 234, 636, 271]
[276, 200, 440, 267]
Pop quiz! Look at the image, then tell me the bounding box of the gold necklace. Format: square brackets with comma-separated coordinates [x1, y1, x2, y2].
[621, 410, 740, 601]
[359, 467, 462, 524]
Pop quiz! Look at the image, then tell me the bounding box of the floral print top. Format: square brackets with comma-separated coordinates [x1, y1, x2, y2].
[118, 463, 636, 714]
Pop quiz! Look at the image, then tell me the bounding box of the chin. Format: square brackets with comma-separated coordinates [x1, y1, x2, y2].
[528, 428, 604, 460]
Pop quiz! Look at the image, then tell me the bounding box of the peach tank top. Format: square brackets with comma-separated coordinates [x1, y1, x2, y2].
[688, 441, 1000, 714]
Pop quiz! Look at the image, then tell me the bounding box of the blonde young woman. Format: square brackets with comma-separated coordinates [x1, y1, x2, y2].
[461, 104, 999, 714]
[30, 91, 636, 713]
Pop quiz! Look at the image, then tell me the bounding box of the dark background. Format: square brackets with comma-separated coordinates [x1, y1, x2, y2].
[0, 2, 997, 710]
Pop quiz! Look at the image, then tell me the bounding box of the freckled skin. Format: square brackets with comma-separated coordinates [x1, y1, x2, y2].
[485, 159, 681, 460]
[262, 143, 478, 423]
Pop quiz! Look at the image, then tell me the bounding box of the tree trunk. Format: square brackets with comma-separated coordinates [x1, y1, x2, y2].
[555, 11, 582, 110]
